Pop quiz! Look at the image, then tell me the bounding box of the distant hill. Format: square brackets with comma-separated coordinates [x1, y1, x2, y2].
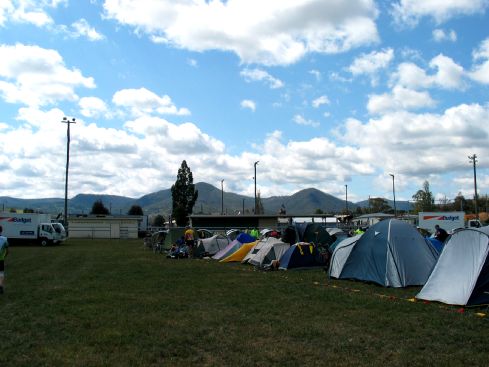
[0, 182, 394, 217]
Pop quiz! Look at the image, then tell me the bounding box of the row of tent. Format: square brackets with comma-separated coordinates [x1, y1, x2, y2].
[329, 219, 489, 306]
[195, 230, 329, 270]
[192, 219, 489, 307]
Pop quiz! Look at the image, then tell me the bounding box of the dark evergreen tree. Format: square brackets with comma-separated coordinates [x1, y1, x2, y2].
[171, 160, 198, 226]
[91, 200, 110, 215]
[127, 205, 143, 215]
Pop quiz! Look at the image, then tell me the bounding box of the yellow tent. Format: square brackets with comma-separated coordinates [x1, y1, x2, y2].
[220, 241, 257, 263]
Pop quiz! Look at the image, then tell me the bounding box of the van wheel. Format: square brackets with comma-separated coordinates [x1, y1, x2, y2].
[40, 238, 49, 246]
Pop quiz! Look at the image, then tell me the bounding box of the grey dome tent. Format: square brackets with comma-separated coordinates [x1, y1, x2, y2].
[194, 235, 229, 258]
[338, 219, 439, 287]
[246, 237, 290, 268]
[416, 226, 489, 306]
[328, 234, 362, 279]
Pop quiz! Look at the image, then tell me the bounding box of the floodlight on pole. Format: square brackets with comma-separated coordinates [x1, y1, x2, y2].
[389, 173, 397, 217]
[469, 154, 479, 220]
[254, 161, 259, 214]
[61, 117, 76, 232]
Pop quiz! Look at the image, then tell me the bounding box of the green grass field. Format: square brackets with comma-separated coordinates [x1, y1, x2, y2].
[1, 239, 488, 366]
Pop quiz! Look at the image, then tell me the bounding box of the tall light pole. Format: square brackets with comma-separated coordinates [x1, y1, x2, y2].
[345, 184, 348, 214]
[389, 173, 397, 217]
[221, 179, 224, 215]
[469, 154, 478, 220]
[254, 161, 259, 214]
[61, 117, 76, 231]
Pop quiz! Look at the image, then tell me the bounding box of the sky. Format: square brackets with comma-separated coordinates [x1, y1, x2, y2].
[0, 0, 488, 206]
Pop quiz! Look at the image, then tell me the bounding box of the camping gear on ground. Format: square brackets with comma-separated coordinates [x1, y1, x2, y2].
[212, 239, 242, 260]
[278, 242, 327, 270]
[336, 219, 439, 287]
[194, 235, 230, 258]
[328, 235, 363, 278]
[220, 241, 257, 263]
[416, 226, 489, 306]
[246, 237, 290, 268]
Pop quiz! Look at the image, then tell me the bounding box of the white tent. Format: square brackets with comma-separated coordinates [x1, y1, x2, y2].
[248, 238, 290, 268]
[195, 235, 229, 257]
[416, 226, 489, 306]
[242, 237, 278, 264]
[328, 235, 362, 279]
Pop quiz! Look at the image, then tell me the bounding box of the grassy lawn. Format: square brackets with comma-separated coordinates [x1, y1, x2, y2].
[1, 239, 488, 366]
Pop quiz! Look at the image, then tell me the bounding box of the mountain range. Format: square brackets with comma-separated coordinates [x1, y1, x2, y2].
[0, 182, 411, 216]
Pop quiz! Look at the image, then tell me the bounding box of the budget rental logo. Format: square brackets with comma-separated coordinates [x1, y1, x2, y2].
[423, 215, 460, 221]
[0, 217, 32, 224]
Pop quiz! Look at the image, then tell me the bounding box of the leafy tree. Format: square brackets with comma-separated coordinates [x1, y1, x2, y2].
[171, 160, 198, 226]
[412, 180, 434, 213]
[127, 205, 143, 215]
[91, 200, 110, 215]
[314, 208, 324, 214]
[23, 208, 35, 213]
[453, 192, 466, 212]
[369, 197, 391, 213]
[153, 214, 165, 227]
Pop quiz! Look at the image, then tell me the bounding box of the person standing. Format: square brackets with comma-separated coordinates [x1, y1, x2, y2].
[434, 224, 448, 242]
[184, 226, 195, 259]
[0, 225, 9, 294]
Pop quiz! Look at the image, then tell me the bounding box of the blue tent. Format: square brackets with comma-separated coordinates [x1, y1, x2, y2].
[426, 237, 444, 253]
[278, 242, 327, 270]
[236, 232, 256, 244]
[338, 219, 439, 287]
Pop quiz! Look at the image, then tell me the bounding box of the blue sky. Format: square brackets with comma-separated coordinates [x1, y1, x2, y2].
[1, 0, 488, 209]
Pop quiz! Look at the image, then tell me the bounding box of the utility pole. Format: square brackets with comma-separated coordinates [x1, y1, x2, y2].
[221, 179, 224, 215]
[389, 173, 397, 217]
[62, 117, 76, 232]
[345, 184, 348, 214]
[254, 161, 259, 214]
[469, 154, 479, 219]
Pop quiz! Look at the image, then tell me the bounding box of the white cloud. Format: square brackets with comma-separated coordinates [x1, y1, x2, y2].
[341, 103, 489, 177]
[293, 114, 320, 128]
[391, 0, 489, 26]
[71, 18, 105, 41]
[392, 54, 465, 90]
[309, 69, 321, 81]
[240, 68, 284, 89]
[112, 88, 190, 116]
[240, 99, 256, 112]
[187, 58, 198, 67]
[0, 0, 68, 27]
[0, 43, 95, 107]
[469, 38, 489, 84]
[349, 48, 394, 75]
[432, 28, 457, 42]
[103, 0, 380, 66]
[367, 86, 436, 114]
[79, 97, 109, 118]
[312, 95, 330, 108]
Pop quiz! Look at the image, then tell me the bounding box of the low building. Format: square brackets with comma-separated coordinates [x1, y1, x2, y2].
[68, 215, 140, 239]
[351, 213, 394, 228]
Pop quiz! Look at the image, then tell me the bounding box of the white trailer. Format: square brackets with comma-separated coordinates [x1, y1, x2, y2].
[0, 212, 66, 246]
[418, 212, 465, 233]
